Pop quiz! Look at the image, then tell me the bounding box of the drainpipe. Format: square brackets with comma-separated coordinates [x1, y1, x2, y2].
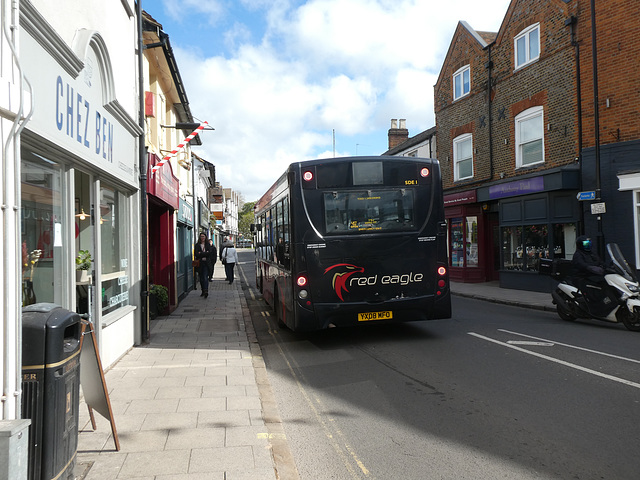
[136, 0, 149, 342]
[486, 44, 494, 182]
[590, 0, 604, 258]
[566, 15, 584, 235]
[2, 0, 34, 419]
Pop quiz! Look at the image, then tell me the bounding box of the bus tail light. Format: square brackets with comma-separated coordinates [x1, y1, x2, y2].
[302, 167, 317, 189]
[297, 275, 310, 301]
[436, 266, 447, 296]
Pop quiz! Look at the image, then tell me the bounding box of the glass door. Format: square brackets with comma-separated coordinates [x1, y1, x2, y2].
[75, 171, 94, 315]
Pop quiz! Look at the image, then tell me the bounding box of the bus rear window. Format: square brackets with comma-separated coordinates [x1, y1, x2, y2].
[324, 189, 415, 233]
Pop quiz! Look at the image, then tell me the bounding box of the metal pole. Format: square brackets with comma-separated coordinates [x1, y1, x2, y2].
[590, 0, 604, 258]
[137, 0, 149, 342]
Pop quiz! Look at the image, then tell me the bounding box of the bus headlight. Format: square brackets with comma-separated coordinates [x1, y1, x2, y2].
[298, 289, 309, 299]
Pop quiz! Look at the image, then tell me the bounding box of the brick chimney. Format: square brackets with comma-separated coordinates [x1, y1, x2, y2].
[388, 118, 408, 149]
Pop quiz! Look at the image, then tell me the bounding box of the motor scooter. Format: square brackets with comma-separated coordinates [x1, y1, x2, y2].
[547, 243, 640, 331]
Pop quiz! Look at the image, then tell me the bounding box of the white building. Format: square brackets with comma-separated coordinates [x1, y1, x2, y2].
[0, 0, 142, 433]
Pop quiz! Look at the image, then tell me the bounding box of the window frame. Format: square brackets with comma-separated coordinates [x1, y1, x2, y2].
[453, 133, 473, 181]
[515, 106, 544, 168]
[514, 23, 540, 70]
[452, 65, 470, 101]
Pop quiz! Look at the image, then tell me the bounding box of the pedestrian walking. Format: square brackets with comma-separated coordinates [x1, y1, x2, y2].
[207, 239, 217, 281]
[194, 232, 213, 298]
[222, 242, 238, 284]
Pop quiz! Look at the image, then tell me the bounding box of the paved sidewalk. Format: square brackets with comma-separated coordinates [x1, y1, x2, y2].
[450, 280, 556, 312]
[74, 262, 284, 480]
[72, 268, 555, 479]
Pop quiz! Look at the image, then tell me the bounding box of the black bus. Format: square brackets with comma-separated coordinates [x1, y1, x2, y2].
[252, 156, 451, 331]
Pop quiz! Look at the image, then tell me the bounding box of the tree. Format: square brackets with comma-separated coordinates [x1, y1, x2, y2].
[238, 201, 255, 241]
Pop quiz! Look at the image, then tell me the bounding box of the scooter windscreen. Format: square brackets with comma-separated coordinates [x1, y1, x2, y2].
[607, 243, 638, 282]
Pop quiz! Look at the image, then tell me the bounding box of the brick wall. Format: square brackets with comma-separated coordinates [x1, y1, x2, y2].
[575, 0, 640, 147]
[436, 0, 581, 192]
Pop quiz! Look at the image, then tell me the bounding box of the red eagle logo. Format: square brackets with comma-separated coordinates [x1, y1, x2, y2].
[324, 263, 365, 301]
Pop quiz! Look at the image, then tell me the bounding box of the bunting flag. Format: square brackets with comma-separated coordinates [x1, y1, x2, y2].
[151, 121, 207, 175]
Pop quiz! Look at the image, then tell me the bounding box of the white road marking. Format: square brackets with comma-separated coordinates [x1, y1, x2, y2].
[498, 329, 640, 364]
[468, 332, 640, 390]
[506, 341, 554, 346]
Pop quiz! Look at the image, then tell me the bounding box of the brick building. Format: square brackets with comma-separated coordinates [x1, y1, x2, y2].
[433, 0, 639, 291]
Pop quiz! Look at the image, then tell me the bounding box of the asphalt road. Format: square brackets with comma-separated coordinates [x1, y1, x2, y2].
[236, 251, 640, 480]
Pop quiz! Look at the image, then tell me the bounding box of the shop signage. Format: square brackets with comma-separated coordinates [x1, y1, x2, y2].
[147, 154, 179, 210]
[21, 31, 138, 188]
[199, 201, 210, 227]
[444, 190, 476, 206]
[178, 198, 194, 225]
[489, 176, 544, 199]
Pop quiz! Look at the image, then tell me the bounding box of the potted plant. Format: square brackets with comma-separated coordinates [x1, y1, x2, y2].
[149, 284, 169, 318]
[75, 249, 92, 283]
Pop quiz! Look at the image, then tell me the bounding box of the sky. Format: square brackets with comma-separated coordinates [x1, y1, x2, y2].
[148, 0, 512, 202]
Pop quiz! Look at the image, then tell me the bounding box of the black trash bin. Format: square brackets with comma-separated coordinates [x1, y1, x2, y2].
[21, 303, 82, 480]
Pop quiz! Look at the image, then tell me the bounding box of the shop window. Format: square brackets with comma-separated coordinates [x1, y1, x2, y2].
[502, 223, 575, 272]
[553, 223, 576, 259]
[450, 218, 464, 267]
[466, 216, 478, 266]
[21, 152, 64, 306]
[502, 226, 523, 270]
[523, 224, 549, 271]
[450, 216, 479, 268]
[100, 184, 131, 315]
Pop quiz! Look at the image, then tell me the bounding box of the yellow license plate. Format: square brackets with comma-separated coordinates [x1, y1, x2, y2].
[358, 311, 393, 322]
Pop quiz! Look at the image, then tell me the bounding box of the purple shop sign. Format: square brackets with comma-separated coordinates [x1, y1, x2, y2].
[489, 176, 544, 199]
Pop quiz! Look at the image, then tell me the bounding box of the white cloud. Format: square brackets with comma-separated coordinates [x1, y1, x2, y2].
[162, 0, 511, 201]
[161, 0, 225, 26]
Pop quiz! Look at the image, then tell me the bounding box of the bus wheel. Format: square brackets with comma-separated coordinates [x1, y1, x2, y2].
[274, 292, 286, 329]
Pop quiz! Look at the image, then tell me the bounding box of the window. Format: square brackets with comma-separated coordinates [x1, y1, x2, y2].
[515, 106, 544, 168]
[449, 216, 478, 267]
[453, 65, 470, 100]
[100, 184, 131, 316]
[502, 223, 575, 272]
[453, 134, 473, 181]
[324, 189, 415, 234]
[21, 152, 64, 306]
[515, 24, 540, 69]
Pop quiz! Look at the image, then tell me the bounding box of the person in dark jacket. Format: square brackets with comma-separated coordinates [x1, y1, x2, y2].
[195, 232, 213, 298]
[207, 239, 217, 281]
[572, 235, 608, 309]
[572, 235, 605, 277]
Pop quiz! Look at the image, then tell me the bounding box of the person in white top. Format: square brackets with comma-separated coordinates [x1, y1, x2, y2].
[222, 243, 238, 284]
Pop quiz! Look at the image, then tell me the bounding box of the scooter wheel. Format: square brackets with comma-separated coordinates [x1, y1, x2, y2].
[556, 305, 576, 322]
[621, 308, 640, 332]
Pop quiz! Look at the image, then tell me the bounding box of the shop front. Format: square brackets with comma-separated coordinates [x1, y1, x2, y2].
[177, 198, 194, 300]
[147, 154, 179, 312]
[445, 167, 580, 292]
[444, 190, 495, 283]
[20, 13, 143, 367]
[478, 168, 580, 292]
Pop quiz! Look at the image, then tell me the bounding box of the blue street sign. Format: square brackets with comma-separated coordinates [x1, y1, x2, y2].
[577, 191, 596, 201]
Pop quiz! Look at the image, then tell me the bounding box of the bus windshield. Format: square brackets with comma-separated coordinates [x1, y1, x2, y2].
[323, 188, 415, 234]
